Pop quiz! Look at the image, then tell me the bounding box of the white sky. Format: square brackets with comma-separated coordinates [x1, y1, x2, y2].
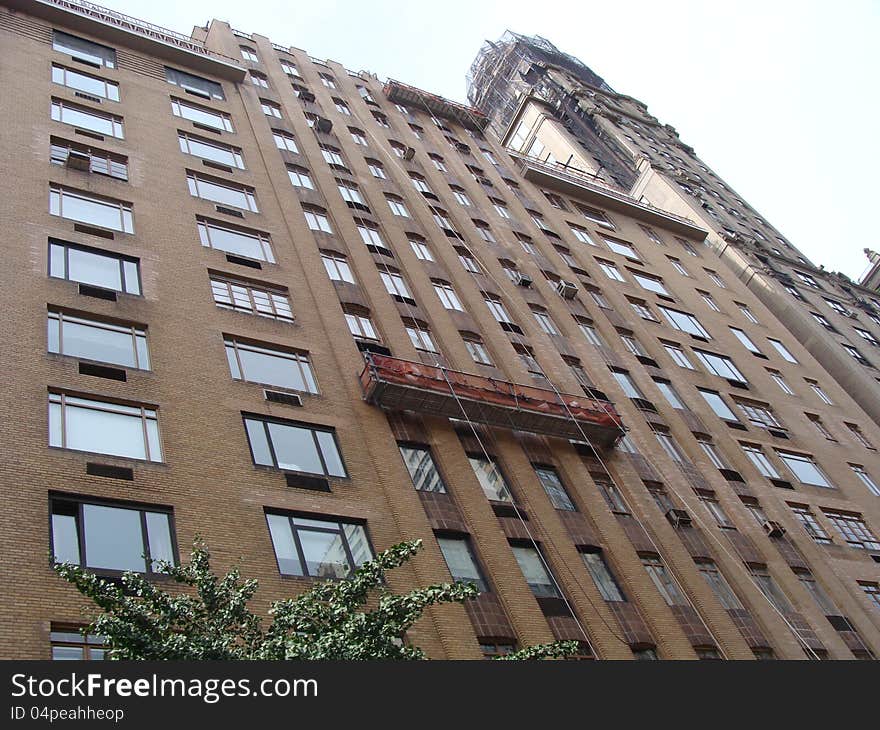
[94, 0, 880, 281]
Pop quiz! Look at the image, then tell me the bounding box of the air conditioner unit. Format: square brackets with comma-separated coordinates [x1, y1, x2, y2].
[403, 147, 415, 161]
[515, 273, 532, 288]
[763, 520, 786, 538]
[665, 508, 692, 528]
[315, 117, 333, 133]
[556, 280, 578, 299]
[66, 150, 91, 171]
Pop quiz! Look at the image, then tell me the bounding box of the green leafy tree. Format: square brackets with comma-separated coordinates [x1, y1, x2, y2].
[54, 539, 577, 660]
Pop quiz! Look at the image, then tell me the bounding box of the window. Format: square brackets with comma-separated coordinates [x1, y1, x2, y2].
[462, 333, 493, 365]
[349, 127, 368, 146]
[511, 545, 561, 598]
[846, 423, 874, 449]
[806, 380, 833, 405]
[789, 504, 832, 544]
[768, 370, 794, 394]
[458, 250, 480, 274]
[197, 218, 274, 262]
[769, 339, 798, 363]
[187, 173, 257, 211]
[704, 269, 726, 288]
[655, 431, 686, 463]
[287, 165, 314, 189]
[398, 445, 447, 493]
[604, 239, 640, 260]
[48, 239, 140, 295]
[825, 298, 850, 316]
[333, 98, 351, 116]
[484, 296, 516, 326]
[261, 100, 282, 118]
[51, 497, 174, 575]
[165, 66, 224, 100]
[473, 221, 496, 243]
[696, 560, 743, 609]
[319, 73, 337, 88]
[597, 479, 629, 513]
[210, 276, 292, 321]
[304, 207, 333, 234]
[273, 130, 298, 153]
[794, 270, 820, 288]
[534, 466, 576, 511]
[337, 181, 365, 207]
[639, 224, 663, 245]
[225, 338, 317, 393]
[807, 414, 836, 441]
[48, 310, 149, 369]
[266, 512, 371, 578]
[321, 251, 355, 284]
[244, 416, 346, 477]
[738, 304, 759, 324]
[641, 555, 687, 605]
[611, 369, 643, 400]
[50, 138, 128, 180]
[433, 281, 464, 311]
[49, 393, 162, 461]
[490, 199, 511, 219]
[569, 225, 595, 245]
[517, 235, 538, 255]
[51, 98, 123, 138]
[729, 327, 762, 355]
[531, 307, 559, 335]
[619, 332, 648, 357]
[750, 567, 793, 612]
[653, 379, 685, 409]
[851, 465, 880, 497]
[659, 306, 711, 338]
[280, 59, 300, 77]
[697, 389, 737, 421]
[735, 400, 784, 431]
[50, 628, 107, 661]
[240, 46, 259, 62]
[52, 64, 119, 101]
[343, 308, 378, 340]
[860, 582, 880, 610]
[405, 322, 438, 354]
[694, 349, 747, 383]
[578, 205, 614, 229]
[178, 133, 244, 168]
[52, 30, 115, 68]
[468, 456, 512, 502]
[668, 257, 689, 276]
[386, 195, 410, 217]
[597, 259, 625, 282]
[480, 641, 516, 659]
[811, 312, 835, 331]
[854, 328, 879, 347]
[430, 154, 447, 171]
[49, 185, 132, 233]
[822, 510, 880, 550]
[372, 111, 390, 127]
[409, 238, 433, 261]
[633, 273, 669, 296]
[581, 550, 625, 601]
[629, 299, 657, 321]
[171, 98, 233, 132]
[250, 71, 269, 88]
[843, 343, 872, 367]
[515, 345, 544, 379]
[365, 159, 386, 179]
[777, 450, 833, 488]
[663, 342, 695, 369]
[576, 318, 606, 348]
[741, 443, 780, 479]
[437, 536, 487, 592]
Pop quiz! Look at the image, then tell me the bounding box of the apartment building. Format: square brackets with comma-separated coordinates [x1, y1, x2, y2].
[469, 32, 880, 430]
[1, 0, 879, 660]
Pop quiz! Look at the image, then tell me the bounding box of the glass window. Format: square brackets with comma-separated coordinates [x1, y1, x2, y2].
[696, 560, 743, 609]
[789, 504, 832, 543]
[860, 582, 880, 610]
[225, 338, 317, 393]
[49, 185, 132, 232]
[51, 97, 124, 138]
[655, 431, 685, 463]
[468, 456, 512, 502]
[48, 310, 149, 369]
[398, 445, 447, 493]
[741, 443, 781, 479]
[356, 222, 383, 246]
[822, 511, 880, 550]
[768, 370, 794, 394]
[260, 100, 282, 118]
[729, 327, 762, 354]
[531, 307, 559, 335]
[178, 133, 244, 168]
[210, 276, 292, 321]
[534, 466, 576, 511]
[409, 239, 434, 261]
[633, 273, 669, 296]
[750, 567, 794, 612]
[197, 218, 274, 262]
[187, 173, 257, 211]
[654, 379, 685, 409]
[287, 165, 314, 189]
[612, 369, 643, 400]
[596, 479, 629, 513]
[50, 138, 128, 180]
[48, 240, 140, 295]
[240, 46, 259, 62]
[664, 342, 695, 369]
[244, 416, 346, 477]
[50, 628, 107, 661]
[604, 238, 640, 260]
[344, 309, 378, 340]
[405, 324, 438, 354]
[321, 252, 355, 284]
[851, 465, 880, 497]
[52, 64, 119, 101]
[769, 339, 798, 363]
[581, 550, 625, 601]
[694, 349, 747, 383]
[511, 545, 561, 598]
[433, 281, 464, 311]
[380, 269, 413, 301]
[171, 98, 233, 132]
[164, 66, 224, 100]
[52, 30, 116, 68]
[776, 451, 834, 488]
[266, 512, 371, 578]
[641, 555, 688, 606]
[49, 393, 162, 462]
[463, 334, 493, 366]
[273, 130, 298, 153]
[597, 259, 625, 281]
[437, 536, 487, 592]
[659, 306, 711, 338]
[51, 497, 174, 575]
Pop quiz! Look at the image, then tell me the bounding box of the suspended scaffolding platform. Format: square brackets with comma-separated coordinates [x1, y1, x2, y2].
[383, 79, 490, 132]
[360, 354, 623, 447]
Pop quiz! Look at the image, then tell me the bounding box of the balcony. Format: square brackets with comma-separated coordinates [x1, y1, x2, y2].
[360, 354, 623, 447]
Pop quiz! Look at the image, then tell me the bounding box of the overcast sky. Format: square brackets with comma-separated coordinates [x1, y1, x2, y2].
[98, 0, 879, 281]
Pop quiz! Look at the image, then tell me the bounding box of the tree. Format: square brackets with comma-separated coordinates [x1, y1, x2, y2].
[54, 539, 577, 660]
